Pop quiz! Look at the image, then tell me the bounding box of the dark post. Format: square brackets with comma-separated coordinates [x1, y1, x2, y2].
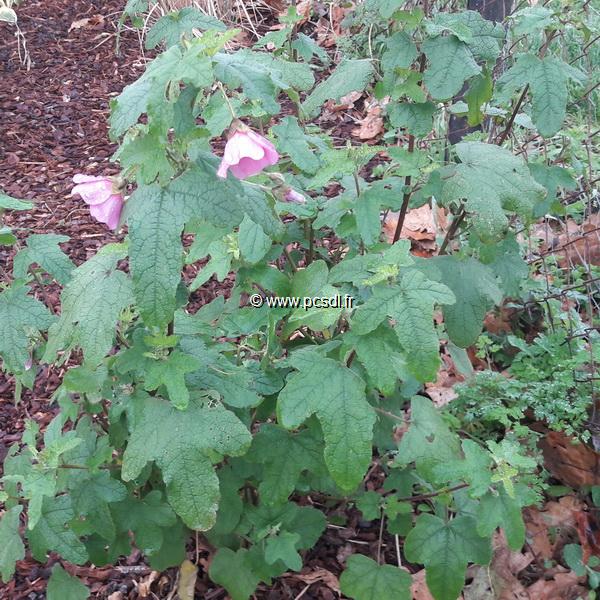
[447, 0, 514, 145]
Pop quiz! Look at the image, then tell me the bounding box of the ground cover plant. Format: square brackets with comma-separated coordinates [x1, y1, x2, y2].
[0, 0, 599, 598]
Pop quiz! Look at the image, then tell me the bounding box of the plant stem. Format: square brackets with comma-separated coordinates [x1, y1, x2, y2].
[30, 267, 55, 314]
[304, 220, 314, 265]
[391, 50, 426, 243]
[395, 482, 469, 503]
[217, 81, 237, 121]
[496, 85, 528, 145]
[353, 171, 361, 197]
[392, 135, 416, 243]
[438, 207, 466, 255]
[283, 247, 298, 272]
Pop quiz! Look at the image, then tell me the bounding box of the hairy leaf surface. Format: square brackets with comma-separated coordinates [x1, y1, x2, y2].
[122, 395, 251, 530]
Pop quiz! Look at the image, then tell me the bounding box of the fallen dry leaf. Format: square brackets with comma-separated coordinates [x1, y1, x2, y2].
[539, 430, 600, 488]
[278, 0, 311, 24]
[425, 364, 460, 407]
[463, 565, 494, 600]
[525, 569, 586, 600]
[384, 205, 446, 248]
[575, 510, 600, 563]
[136, 570, 159, 598]
[489, 531, 532, 600]
[69, 14, 105, 31]
[291, 567, 341, 593]
[411, 569, 436, 600]
[523, 496, 583, 560]
[352, 98, 385, 141]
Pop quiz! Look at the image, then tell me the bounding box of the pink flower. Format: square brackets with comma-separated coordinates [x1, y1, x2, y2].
[71, 174, 124, 230]
[217, 126, 279, 180]
[284, 189, 306, 204]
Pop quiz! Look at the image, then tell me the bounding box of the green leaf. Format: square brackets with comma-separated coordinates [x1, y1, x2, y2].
[422, 256, 502, 348]
[122, 395, 251, 530]
[110, 40, 220, 139]
[127, 185, 184, 328]
[143, 350, 200, 410]
[28, 495, 88, 565]
[329, 240, 413, 286]
[0, 192, 33, 211]
[355, 189, 384, 247]
[426, 10, 504, 62]
[3, 460, 57, 531]
[238, 215, 272, 264]
[479, 235, 529, 296]
[351, 271, 455, 382]
[246, 424, 325, 505]
[147, 519, 188, 571]
[464, 70, 493, 127]
[477, 489, 525, 551]
[432, 439, 492, 497]
[43, 244, 133, 365]
[13, 234, 74, 285]
[170, 161, 245, 228]
[265, 531, 302, 571]
[0, 283, 54, 375]
[0, 226, 17, 246]
[387, 102, 436, 138]
[0, 506, 24, 583]
[145, 7, 225, 49]
[498, 54, 577, 138]
[356, 491, 383, 521]
[345, 325, 406, 396]
[180, 337, 263, 408]
[214, 52, 282, 113]
[422, 36, 480, 100]
[277, 355, 375, 491]
[70, 472, 127, 541]
[302, 59, 374, 117]
[117, 127, 175, 185]
[404, 514, 492, 600]
[243, 51, 315, 92]
[512, 5, 556, 36]
[529, 163, 576, 217]
[271, 116, 320, 174]
[381, 32, 418, 73]
[243, 501, 326, 550]
[438, 142, 545, 241]
[109, 78, 153, 138]
[340, 554, 411, 600]
[47, 564, 89, 600]
[209, 548, 261, 600]
[111, 491, 176, 554]
[291, 33, 329, 64]
[563, 544, 586, 577]
[396, 396, 460, 474]
[168, 161, 282, 237]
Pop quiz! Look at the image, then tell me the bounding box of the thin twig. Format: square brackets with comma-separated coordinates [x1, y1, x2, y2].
[376, 509, 385, 564]
[496, 85, 528, 145]
[395, 482, 469, 503]
[438, 208, 466, 255]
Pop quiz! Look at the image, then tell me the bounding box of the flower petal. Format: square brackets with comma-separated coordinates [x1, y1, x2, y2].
[72, 180, 114, 205]
[89, 194, 124, 230]
[223, 131, 265, 166]
[73, 174, 106, 184]
[217, 159, 231, 179]
[230, 156, 271, 179]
